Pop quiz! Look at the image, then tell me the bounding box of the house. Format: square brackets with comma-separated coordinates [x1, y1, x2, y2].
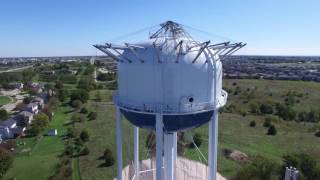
[11, 126, 26, 137]
[0, 119, 17, 139]
[32, 97, 45, 109]
[6, 82, 24, 89]
[25, 103, 39, 114]
[14, 111, 34, 126]
[48, 129, 57, 136]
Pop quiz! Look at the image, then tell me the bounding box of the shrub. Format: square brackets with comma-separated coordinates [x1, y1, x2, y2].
[71, 114, 85, 123]
[80, 129, 90, 142]
[88, 112, 97, 120]
[80, 107, 88, 114]
[315, 131, 320, 137]
[259, 102, 274, 114]
[190, 133, 202, 148]
[0, 148, 14, 178]
[232, 156, 276, 180]
[263, 118, 272, 127]
[79, 146, 90, 156]
[280, 153, 320, 180]
[249, 121, 256, 127]
[0, 109, 8, 121]
[62, 167, 72, 177]
[54, 80, 63, 90]
[66, 127, 76, 138]
[267, 125, 277, 135]
[23, 96, 33, 104]
[104, 149, 115, 166]
[70, 89, 89, 103]
[145, 132, 155, 150]
[71, 100, 82, 110]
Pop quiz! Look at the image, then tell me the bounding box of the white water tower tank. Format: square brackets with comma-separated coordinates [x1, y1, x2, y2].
[94, 21, 245, 180]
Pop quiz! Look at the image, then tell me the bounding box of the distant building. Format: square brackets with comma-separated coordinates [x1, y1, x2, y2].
[25, 103, 39, 114]
[32, 97, 45, 109]
[6, 82, 24, 89]
[0, 118, 17, 139]
[48, 129, 57, 136]
[40, 70, 55, 75]
[14, 111, 34, 126]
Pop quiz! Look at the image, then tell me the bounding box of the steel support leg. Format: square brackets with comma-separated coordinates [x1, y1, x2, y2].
[134, 126, 139, 180]
[208, 110, 219, 180]
[164, 133, 175, 180]
[156, 114, 163, 180]
[116, 108, 123, 180]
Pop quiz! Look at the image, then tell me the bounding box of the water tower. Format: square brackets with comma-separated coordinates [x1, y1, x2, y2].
[94, 21, 245, 180]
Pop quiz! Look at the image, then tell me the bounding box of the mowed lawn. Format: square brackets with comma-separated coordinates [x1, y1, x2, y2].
[4, 105, 72, 180]
[74, 80, 320, 179]
[0, 95, 12, 106]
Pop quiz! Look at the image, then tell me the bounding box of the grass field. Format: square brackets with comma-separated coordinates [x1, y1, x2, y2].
[4, 105, 72, 180]
[4, 79, 319, 180]
[73, 79, 320, 179]
[0, 95, 12, 106]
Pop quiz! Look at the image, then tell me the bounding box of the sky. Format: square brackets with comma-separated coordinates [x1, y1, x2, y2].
[0, 0, 320, 57]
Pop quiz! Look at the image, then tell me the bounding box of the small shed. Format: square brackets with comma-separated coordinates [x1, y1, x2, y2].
[48, 129, 57, 136]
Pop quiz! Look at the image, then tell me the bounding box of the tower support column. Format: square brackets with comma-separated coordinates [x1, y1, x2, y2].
[156, 114, 164, 180]
[208, 110, 219, 180]
[134, 126, 139, 180]
[164, 133, 175, 180]
[116, 108, 123, 180]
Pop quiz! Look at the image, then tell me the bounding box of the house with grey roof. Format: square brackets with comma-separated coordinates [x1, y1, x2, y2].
[25, 103, 39, 114]
[0, 118, 17, 139]
[14, 111, 34, 126]
[32, 97, 45, 109]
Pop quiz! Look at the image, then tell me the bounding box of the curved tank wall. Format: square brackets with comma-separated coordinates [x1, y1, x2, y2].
[117, 40, 223, 113]
[120, 109, 214, 132]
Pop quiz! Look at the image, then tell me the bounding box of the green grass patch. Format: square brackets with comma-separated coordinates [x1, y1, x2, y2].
[0, 95, 12, 106]
[4, 105, 72, 180]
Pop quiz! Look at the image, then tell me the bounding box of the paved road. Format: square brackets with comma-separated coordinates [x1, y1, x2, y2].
[0, 65, 33, 73]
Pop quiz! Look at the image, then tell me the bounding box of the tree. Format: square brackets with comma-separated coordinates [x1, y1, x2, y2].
[0, 109, 8, 121]
[42, 106, 53, 120]
[70, 89, 89, 103]
[267, 125, 277, 135]
[249, 102, 260, 115]
[71, 114, 85, 123]
[29, 113, 50, 136]
[55, 80, 64, 90]
[71, 100, 83, 110]
[189, 133, 202, 148]
[78, 78, 96, 91]
[88, 112, 97, 121]
[79, 146, 90, 156]
[263, 118, 272, 127]
[275, 103, 296, 121]
[0, 148, 14, 178]
[23, 96, 33, 104]
[80, 107, 88, 114]
[280, 153, 320, 180]
[315, 131, 320, 137]
[232, 156, 276, 180]
[66, 127, 76, 138]
[57, 89, 68, 102]
[249, 120, 256, 127]
[103, 148, 115, 166]
[80, 129, 90, 142]
[260, 102, 274, 114]
[95, 91, 102, 102]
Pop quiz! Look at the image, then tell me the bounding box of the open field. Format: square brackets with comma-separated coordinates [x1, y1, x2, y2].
[0, 95, 12, 106]
[3, 78, 320, 180]
[73, 79, 320, 179]
[3, 105, 72, 180]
